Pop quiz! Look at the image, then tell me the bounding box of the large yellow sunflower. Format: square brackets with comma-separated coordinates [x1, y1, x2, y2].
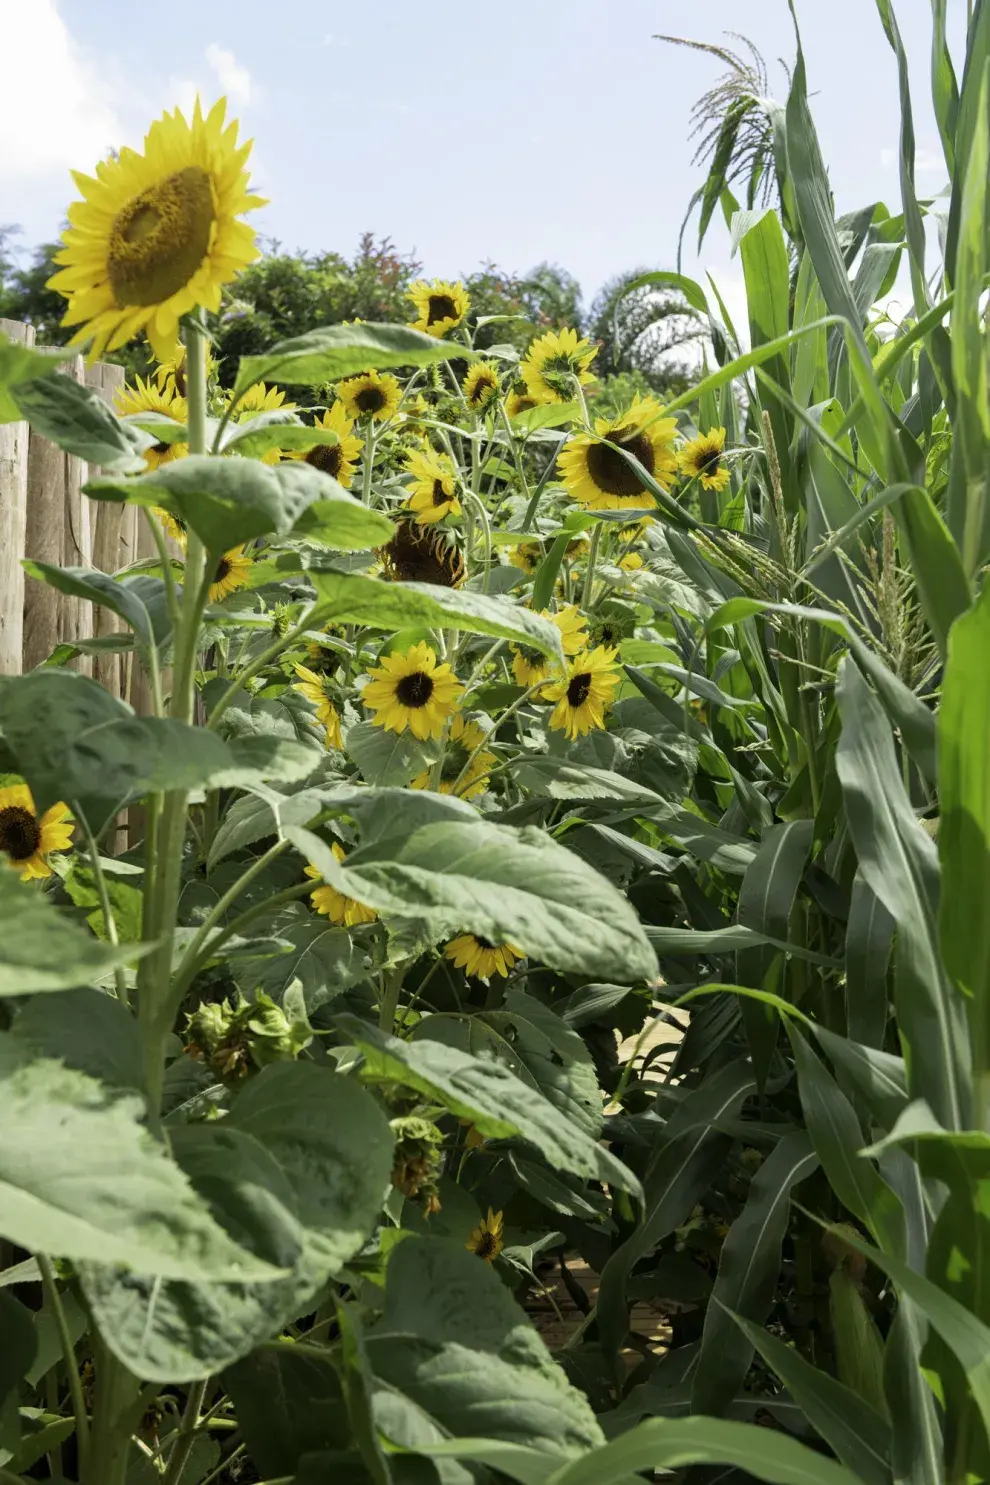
[446, 936, 523, 981]
[508, 605, 586, 689]
[508, 540, 543, 574]
[336, 369, 402, 423]
[404, 447, 461, 525]
[293, 664, 343, 749]
[411, 713, 494, 798]
[289, 402, 363, 489]
[209, 545, 253, 601]
[463, 361, 500, 412]
[558, 396, 678, 511]
[0, 785, 73, 882]
[115, 375, 187, 472]
[362, 642, 462, 741]
[520, 327, 597, 405]
[305, 845, 376, 927]
[408, 279, 470, 338]
[466, 1207, 505, 1261]
[544, 647, 621, 740]
[680, 426, 731, 493]
[48, 98, 264, 361]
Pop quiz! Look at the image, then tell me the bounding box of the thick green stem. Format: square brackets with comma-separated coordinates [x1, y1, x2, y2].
[378, 966, 405, 1033]
[39, 1255, 89, 1472]
[361, 422, 377, 505]
[161, 1380, 209, 1485]
[582, 521, 603, 609]
[76, 808, 128, 1003]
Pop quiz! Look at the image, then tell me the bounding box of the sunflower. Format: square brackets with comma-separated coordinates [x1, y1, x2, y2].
[362, 642, 463, 741]
[558, 396, 677, 511]
[544, 647, 621, 740]
[229, 381, 298, 464]
[305, 621, 345, 672]
[157, 509, 188, 545]
[209, 545, 253, 602]
[463, 361, 500, 412]
[404, 447, 461, 525]
[48, 98, 264, 361]
[505, 384, 541, 419]
[508, 540, 543, 574]
[0, 784, 73, 882]
[508, 605, 585, 688]
[408, 278, 470, 338]
[305, 845, 377, 927]
[411, 713, 494, 798]
[446, 935, 523, 981]
[289, 402, 364, 488]
[115, 375, 187, 471]
[510, 645, 551, 689]
[618, 551, 645, 572]
[380, 520, 466, 588]
[293, 664, 343, 749]
[466, 1207, 505, 1261]
[154, 342, 217, 396]
[680, 426, 731, 492]
[336, 368, 402, 423]
[520, 327, 597, 405]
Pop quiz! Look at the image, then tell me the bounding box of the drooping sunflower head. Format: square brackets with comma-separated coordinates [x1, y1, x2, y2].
[466, 1207, 505, 1262]
[209, 544, 253, 602]
[48, 98, 265, 361]
[293, 664, 343, 750]
[505, 383, 541, 420]
[115, 374, 188, 471]
[411, 713, 494, 798]
[336, 368, 403, 424]
[463, 361, 500, 412]
[680, 426, 730, 492]
[379, 519, 466, 588]
[558, 395, 678, 510]
[288, 402, 364, 489]
[446, 936, 523, 982]
[0, 784, 73, 882]
[362, 641, 464, 741]
[305, 844, 377, 927]
[403, 447, 461, 525]
[520, 327, 597, 405]
[544, 646, 621, 740]
[408, 278, 470, 338]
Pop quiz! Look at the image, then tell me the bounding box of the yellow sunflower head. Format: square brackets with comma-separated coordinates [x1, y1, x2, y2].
[550, 603, 590, 656]
[508, 540, 543, 575]
[289, 402, 364, 489]
[209, 544, 253, 602]
[362, 641, 463, 741]
[680, 426, 730, 492]
[235, 382, 295, 416]
[48, 98, 265, 361]
[505, 384, 541, 419]
[336, 369, 402, 423]
[558, 396, 678, 510]
[510, 643, 552, 690]
[0, 784, 73, 882]
[408, 278, 470, 338]
[154, 341, 218, 396]
[379, 520, 466, 588]
[466, 1207, 505, 1261]
[411, 713, 494, 798]
[293, 664, 343, 749]
[446, 936, 523, 982]
[544, 646, 621, 740]
[404, 447, 461, 525]
[520, 327, 597, 405]
[305, 845, 377, 927]
[463, 361, 500, 412]
[115, 374, 188, 472]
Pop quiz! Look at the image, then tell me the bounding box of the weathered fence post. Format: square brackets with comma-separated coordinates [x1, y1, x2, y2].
[62, 355, 93, 674]
[86, 361, 129, 697]
[22, 357, 67, 672]
[0, 318, 35, 674]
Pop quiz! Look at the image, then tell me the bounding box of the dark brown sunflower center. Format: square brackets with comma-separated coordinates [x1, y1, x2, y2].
[514, 395, 538, 413]
[306, 442, 343, 478]
[697, 445, 722, 473]
[395, 671, 434, 708]
[567, 672, 593, 707]
[516, 644, 545, 668]
[440, 744, 471, 782]
[0, 806, 41, 862]
[469, 374, 496, 406]
[474, 1231, 498, 1259]
[596, 623, 620, 647]
[475, 935, 494, 949]
[383, 527, 465, 587]
[355, 385, 387, 414]
[107, 166, 215, 308]
[152, 440, 171, 455]
[432, 478, 452, 506]
[214, 556, 231, 584]
[427, 294, 457, 325]
[585, 428, 655, 497]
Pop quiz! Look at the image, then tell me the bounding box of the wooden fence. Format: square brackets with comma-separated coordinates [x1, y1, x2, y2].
[0, 317, 158, 709]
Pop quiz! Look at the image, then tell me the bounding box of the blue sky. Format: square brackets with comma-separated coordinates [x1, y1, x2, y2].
[0, 0, 960, 328]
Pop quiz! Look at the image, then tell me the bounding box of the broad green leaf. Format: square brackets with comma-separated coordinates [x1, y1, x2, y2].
[13, 370, 148, 472]
[647, 923, 838, 966]
[207, 783, 329, 870]
[311, 568, 564, 663]
[811, 1024, 908, 1130]
[236, 917, 370, 1015]
[738, 208, 796, 513]
[0, 1292, 36, 1414]
[234, 322, 472, 396]
[510, 758, 666, 804]
[86, 455, 391, 554]
[21, 563, 170, 650]
[291, 813, 657, 983]
[483, 988, 604, 1139]
[896, 484, 972, 659]
[845, 870, 895, 1049]
[334, 1300, 394, 1485]
[0, 332, 72, 423]
[224, 1342, 350, 1480]
[0, 869, 138, 995]
[0, 1035, 279, 1280]
[12, 988, 144, 1093]
[220, 410, 340, 458]
[345, 719, 440, 788]
[338, 1016, 640, 1196]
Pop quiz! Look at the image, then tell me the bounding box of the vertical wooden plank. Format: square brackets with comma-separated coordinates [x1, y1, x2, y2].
[62, 354, 92, 675]
[87, 362, 127, 697]
[0, 318, 35, 674]
[22, 390, 67, 672]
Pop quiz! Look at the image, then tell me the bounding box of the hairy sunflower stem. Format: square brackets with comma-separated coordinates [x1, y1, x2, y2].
[361, 421, 377, 505]
[76, 806, 128, 1002]
[378, 965, 405, 1033]
[161, 1379, 210, 1485]
[582, 520, 603, 609]
[39, 1255, 89, 1473]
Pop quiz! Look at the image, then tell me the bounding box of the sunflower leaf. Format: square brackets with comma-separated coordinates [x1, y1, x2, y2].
[0, 869, 141, 996]
[221, 410, 343, 459]
[13, 370, 150, 472]
[233, 322, 475, 396]
[0, 333, 76, 424]
[21, 564, 171, 650]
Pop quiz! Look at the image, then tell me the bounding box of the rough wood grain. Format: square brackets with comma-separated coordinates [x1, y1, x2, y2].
[61, 355, 92, 674]
[87, 362, 128, 696]
[0, 319, 35, 673]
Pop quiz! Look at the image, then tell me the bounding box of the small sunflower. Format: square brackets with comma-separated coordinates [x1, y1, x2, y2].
[680, 426, 731, 492]
[305, 845, 376, 927]
[463, 361, 500, 412]
[544, 647, 621, 740]
[154, 342, 217, 396]
[380, 520, 466, 588]
[466, 1207, 505, 1261]
[236, 381, 295, 416]
[510, 645, 551, 689]
[209, 545, 253, 602]
[409, 278, 470, 338]
[293, 664, 343, 749]
[505, 384, 541, 419]
[337, 369, 402, 423]
[559, 396, 678, 510]
[446, 935, 523, 981]
[290, 402, 364, 488]
[115, 375, 187, 472]
[48, 98, 264, 361]
[520, 327, 597, 405]
[404, 447, 461, 525]
[508, 540, 543, 574]
[619, 551, 645, 572]
[362, 641, 463, 741]
[0, 785, 73, 882]
[411, 713, 494, 798]
[508, 606, 585, 688]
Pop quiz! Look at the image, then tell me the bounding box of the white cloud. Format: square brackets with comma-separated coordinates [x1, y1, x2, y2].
[0, 0, 121, 179]
[205, 44, 253, 108]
